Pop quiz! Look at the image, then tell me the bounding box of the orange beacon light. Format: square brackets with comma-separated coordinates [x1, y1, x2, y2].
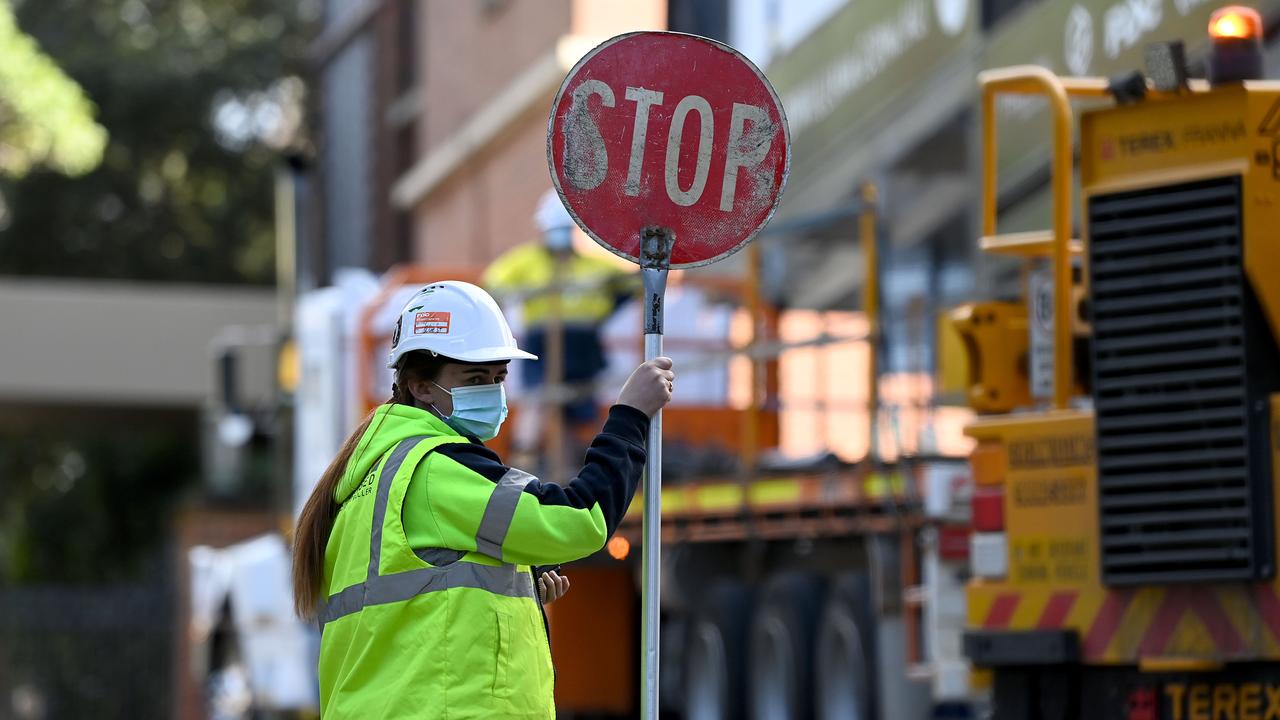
[1209, 5, 1262, 39]
[1208, 5, 1265, 84]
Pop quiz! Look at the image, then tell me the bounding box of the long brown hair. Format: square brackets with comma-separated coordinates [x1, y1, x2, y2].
[292, 351, 446, 619]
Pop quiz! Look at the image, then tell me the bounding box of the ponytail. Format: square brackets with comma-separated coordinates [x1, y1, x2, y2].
[292, 410, 376, 619]
[291, 350, 447, 619]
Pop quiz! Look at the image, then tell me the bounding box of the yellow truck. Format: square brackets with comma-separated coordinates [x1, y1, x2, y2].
[958, 7, 1280, 719]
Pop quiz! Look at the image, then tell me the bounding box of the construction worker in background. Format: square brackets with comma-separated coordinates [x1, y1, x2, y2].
[291, 280, 674, 719]
[483, 190, 636, 467]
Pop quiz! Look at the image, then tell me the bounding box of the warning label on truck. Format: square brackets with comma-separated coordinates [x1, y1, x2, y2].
[1029, 268, 1054, 399]
[1013, 476, 1087, 508]
[1007, 434, 1095, 470]
[1010, 536, 1089, 584]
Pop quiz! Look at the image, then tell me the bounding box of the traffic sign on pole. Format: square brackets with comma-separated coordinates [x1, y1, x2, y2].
[546, 31, 789, 720]
[548, 31, 790, 267]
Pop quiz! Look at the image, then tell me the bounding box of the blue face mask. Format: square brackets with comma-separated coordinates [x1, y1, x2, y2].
[543, 226, 572, 252]
[433, 382, 508, 441]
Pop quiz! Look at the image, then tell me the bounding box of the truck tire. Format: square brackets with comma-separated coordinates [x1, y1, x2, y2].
[683, 579, 753, 720]
[660, 614, 687, 715]
[992, 668, 1034, 720]
[990, 667, 1078, 720]
[813, 572, 876, 720]
[748, 572, 826, 720]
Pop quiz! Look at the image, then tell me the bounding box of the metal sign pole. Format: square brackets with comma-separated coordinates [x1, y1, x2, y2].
[639, 227, 672, 720]
[547, 31, 789, 720]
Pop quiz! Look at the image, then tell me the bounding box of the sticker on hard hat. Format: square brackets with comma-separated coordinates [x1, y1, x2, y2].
[414, 312, 451, 335]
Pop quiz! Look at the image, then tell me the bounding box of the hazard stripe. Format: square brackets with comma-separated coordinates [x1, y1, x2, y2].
[1037, 591, 1077, 629]
[1084, 590, 1132, 657]
[984, 593, 1020, 628]
[1139, 589, 1191, 656]
[1256, 585, 1280, 645]
[1135, 588, 1249, 656]
[972, 584, 1280, 659]
[1188, 588, 1245, 655]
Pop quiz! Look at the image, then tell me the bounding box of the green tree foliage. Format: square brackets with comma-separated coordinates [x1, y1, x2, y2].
[0, 417, 192, 717]
[0, 416, 199, 583]
[0, 1, 107, 177]
[0, 0, 315, 284]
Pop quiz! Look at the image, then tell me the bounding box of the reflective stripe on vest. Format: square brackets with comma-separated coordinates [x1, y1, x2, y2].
[318, 437, 535, 627]
[475, 468, 535, 560]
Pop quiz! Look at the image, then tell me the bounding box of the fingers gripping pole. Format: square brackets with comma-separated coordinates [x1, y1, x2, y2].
[640, 227, 672, 720]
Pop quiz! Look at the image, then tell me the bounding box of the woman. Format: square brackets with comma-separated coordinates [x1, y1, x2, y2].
[292, 280, 673, 719]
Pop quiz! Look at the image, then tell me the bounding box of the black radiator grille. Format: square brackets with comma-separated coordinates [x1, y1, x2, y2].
[1087, 176, 1263, 586]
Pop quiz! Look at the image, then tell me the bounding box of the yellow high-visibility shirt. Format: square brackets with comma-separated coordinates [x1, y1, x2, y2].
[482, 242, 634, 326]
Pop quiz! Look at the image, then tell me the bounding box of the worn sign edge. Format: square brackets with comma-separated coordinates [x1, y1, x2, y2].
[545, 30, 792, 269]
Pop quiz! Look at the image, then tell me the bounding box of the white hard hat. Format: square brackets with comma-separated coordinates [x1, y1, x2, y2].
[534, 189, 575, 233]
[387, 280, 537, 368]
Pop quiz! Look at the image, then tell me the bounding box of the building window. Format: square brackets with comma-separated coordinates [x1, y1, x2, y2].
[479, 0, 512, 19]
[982, 0, 1042, 30]
[668, 0, 729, 41]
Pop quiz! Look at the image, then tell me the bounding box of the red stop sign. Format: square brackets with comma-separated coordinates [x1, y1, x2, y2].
[547, 32, 790, 268]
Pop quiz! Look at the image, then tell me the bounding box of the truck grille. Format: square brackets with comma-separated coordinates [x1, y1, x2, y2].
[1088, 175, 1273, 586]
